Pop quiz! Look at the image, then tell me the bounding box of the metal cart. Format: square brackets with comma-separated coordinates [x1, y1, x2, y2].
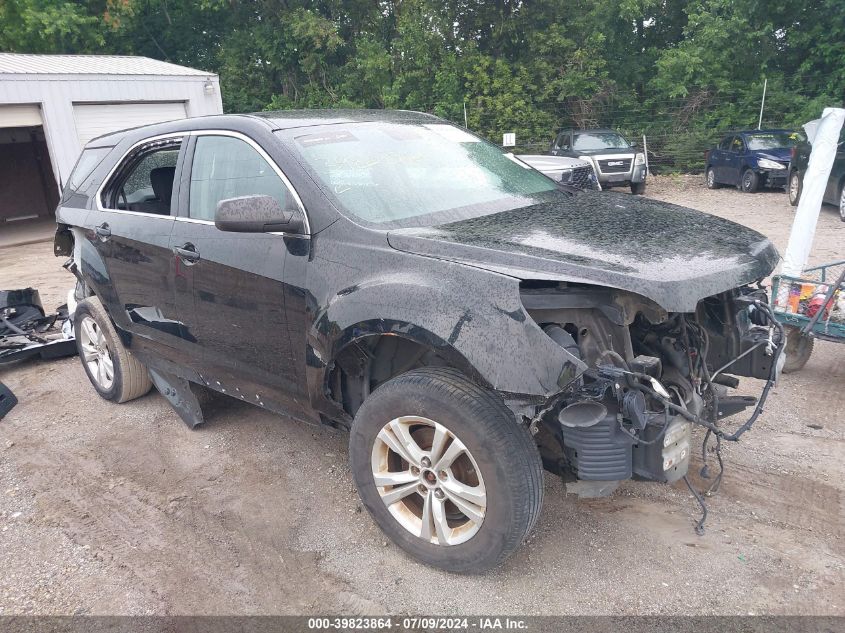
[770, 259, 845, 372]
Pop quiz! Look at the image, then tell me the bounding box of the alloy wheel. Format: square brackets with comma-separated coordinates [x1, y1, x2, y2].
[79, 315, 115, 390]
[789, 172, 800, 203]
[707, 169, 715, 188]
[743, 171, 754, 190]
[370, 415, 486, 546]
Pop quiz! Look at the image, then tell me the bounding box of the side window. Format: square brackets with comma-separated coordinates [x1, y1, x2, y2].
[558, 133, 571, 150]
[102, 140, 181, 215]
[189, 135, 291, 221]
[67, 147, 110, 193]
[732, 137, 745, 153]
[719, 136, 733, 151]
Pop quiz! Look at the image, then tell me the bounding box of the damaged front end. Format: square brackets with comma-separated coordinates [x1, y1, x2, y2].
[521, 280, 783, 522]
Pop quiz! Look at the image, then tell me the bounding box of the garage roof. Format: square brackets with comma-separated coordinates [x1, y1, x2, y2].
[0, 53, 212, 77]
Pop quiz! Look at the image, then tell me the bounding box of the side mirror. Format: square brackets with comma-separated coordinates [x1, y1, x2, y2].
[215, 195, 305, 234]
[629, 141, 638, 148]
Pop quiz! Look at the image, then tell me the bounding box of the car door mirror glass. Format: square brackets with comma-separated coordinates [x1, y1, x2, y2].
[215, 195, 305, 233]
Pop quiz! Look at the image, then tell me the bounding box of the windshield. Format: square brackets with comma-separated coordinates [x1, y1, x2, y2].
[572, 132, 630, 151]
[746, 132, 802, 151]
[282, 122, 559, 227]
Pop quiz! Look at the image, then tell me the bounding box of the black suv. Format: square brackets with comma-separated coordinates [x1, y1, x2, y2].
[787, 132, 845, 220]
[55, 110, 782, 572]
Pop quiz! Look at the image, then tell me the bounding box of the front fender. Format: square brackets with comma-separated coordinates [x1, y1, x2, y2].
[310, 269, 584, 400]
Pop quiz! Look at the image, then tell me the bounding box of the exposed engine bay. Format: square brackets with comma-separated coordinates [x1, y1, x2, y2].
[522, 281, 784, 532]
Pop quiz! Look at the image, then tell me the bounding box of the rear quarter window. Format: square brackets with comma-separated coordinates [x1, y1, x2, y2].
[65, 147, 111, 194]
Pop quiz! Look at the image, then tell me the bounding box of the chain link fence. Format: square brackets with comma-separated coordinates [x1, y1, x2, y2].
[434, 85, 834, 173]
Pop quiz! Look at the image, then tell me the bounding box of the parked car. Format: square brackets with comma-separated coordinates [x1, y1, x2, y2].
[516, 154, 600, 190]
[549, 128, 647, 194]
[55, 110, 782, 572]
[705, 129, 803, 193]
[786, 132, 845, 220]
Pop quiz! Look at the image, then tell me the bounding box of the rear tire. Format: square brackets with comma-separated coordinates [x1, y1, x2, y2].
[839, 182, 845, 222]
[741, 169, 759, 193]
[782, 326, 814, 373]
[349, 367, 543, 572]
[630, 181, 646, 195]
[788, 170, 802, 206]
[706, 167, 719, 189]
[74, 297, 153, 403]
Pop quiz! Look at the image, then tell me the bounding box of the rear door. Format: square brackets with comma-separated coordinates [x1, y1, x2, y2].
[85, 134, 185, 358]
[73, 103, 187, 147]
[169, 131, 309, 410]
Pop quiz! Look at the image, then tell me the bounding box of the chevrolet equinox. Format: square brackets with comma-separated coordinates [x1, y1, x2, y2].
[54, 110, 784, 572]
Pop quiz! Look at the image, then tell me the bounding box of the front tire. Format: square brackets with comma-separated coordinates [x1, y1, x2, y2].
[630, 181, 646, 195]
[741, 169, 759, 193]
[788, 170, 802, 206]
[74, 297, 153, 403]
[782, 326, 814, 373]
[349, 367, 543, 572]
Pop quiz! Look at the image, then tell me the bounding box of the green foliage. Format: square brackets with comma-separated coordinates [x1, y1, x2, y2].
[0, 0, 105, 52]
[2, 0, 843, 171]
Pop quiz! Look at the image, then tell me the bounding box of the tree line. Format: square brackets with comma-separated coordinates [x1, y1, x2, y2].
[2, 0, 843, 169]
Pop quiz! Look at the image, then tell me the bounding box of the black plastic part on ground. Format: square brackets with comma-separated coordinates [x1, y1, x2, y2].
[0, 338, 78, 364]
[0, 381, 17, 420]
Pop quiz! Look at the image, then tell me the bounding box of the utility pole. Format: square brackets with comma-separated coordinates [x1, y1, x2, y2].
[757, 78, 767, 129]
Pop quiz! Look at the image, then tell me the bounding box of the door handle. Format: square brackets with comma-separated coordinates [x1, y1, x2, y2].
[95, 223, 111, 241]
[174, 243, 200, 264]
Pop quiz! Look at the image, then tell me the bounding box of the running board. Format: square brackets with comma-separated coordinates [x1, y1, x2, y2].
[148, 368, 205, 428]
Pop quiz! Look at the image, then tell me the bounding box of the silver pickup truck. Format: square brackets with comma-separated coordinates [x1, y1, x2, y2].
[550, 128, 647, 194]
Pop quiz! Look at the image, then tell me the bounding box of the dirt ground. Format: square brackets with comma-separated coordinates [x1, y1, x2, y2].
[0, 176, 842, 616]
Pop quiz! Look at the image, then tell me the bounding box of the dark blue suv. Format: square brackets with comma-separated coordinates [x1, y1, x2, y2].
[705, 129, 803, 193]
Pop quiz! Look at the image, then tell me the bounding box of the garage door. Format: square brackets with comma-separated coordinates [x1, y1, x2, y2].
[73, 102, 187, 146]
[0, 104, 42, 127]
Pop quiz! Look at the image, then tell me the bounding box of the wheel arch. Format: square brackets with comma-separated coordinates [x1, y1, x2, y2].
[307, 271, 584, 424]
[325, 324, 487, 420]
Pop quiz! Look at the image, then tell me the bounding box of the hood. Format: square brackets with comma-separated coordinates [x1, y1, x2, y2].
[754, 148, 791, 162]
[387, 193, 779, 312]
[573, 148, 636, 157]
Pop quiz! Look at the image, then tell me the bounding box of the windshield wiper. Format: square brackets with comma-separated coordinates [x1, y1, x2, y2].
[555, 182, 581, 195]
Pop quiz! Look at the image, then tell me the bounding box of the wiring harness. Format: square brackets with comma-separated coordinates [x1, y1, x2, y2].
[596, 298, 785, 534]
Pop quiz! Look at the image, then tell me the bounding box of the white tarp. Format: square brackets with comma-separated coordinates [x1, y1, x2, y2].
[781, 107, 845, 276]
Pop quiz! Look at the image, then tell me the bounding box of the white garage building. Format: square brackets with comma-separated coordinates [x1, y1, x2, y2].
[0, 53, 223, 223]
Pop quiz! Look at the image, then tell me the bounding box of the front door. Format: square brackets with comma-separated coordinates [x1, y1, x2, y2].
[85, 136, 185, 358]
[725, 136, 746, 185]
[170, 132, 309, 411]
[710, 136, 730, 183]
[824, 138, 845, 204]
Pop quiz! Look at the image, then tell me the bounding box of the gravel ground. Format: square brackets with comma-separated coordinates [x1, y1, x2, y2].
[0, 176, 842, 615]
